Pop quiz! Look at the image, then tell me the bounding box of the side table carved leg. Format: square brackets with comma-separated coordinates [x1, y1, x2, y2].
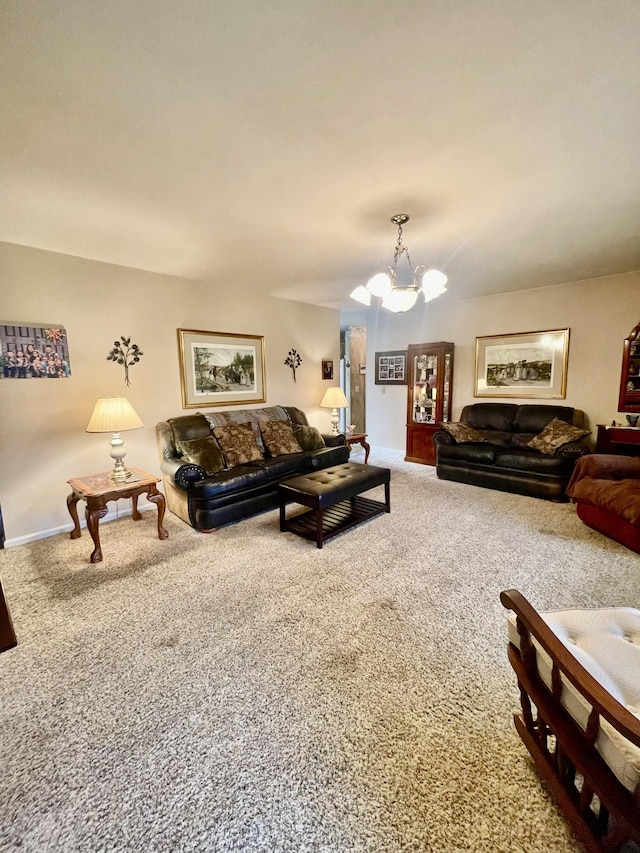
[131, 494, 142, 522]
[67, 491, 82, 540]
[147, 488, 169, 540]
[361, 438, 371, 464]
[85, 502, 108, 563]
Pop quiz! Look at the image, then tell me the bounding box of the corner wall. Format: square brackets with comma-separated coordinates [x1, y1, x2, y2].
[0, 242, 341, 544]
[343, 271, 640, 452]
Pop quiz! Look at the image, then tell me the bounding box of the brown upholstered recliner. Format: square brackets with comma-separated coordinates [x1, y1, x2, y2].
[566, 454, 640, 554]
[501, 589, 640, 852]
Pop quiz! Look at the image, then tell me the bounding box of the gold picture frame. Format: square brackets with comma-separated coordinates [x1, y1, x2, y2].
[177, 329, 266, 408]
[474, 329, 569, 398]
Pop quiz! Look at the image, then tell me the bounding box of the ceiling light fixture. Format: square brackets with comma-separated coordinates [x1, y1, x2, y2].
[350, 214, 448, 314]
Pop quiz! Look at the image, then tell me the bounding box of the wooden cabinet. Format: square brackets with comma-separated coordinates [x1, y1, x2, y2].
[618, 321, 640, 413]
[596, 424, 640, 456]
[405, 341, 454, 465]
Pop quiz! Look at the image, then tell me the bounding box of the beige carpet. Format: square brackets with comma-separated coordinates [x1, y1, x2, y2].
[1, 449, 639, 852]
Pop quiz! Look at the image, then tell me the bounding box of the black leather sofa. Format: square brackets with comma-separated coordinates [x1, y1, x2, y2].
[156, 405, 348, 531]
[433, 403, 590, 501]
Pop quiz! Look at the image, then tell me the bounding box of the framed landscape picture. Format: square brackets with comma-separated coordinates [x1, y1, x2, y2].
[375, 350, 407, 385]
[474, 329, 569, 398]
[178, 329, 266, 408]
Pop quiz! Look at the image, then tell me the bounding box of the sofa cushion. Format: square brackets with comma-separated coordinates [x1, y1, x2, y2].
[293, 424, 325, 451]
[205, 406, 289, 451]
[259, 420, 302, 456]
[254, 454, 310, 479]
[509, 432, 539, 448]
[169, 413, 211, 443]
[477, 430, 513, 447]
[191, 465, 271, 500]
[213, 423, 263, 467]
[175, 436, 225, 474]
[513, 405, 575, 434]
[437, 443, 496, 463]
[493, 447, 573, 473]
[443, 422, 487, 443]
[528, 418, 590, 455]
[464, 403, 518, 432]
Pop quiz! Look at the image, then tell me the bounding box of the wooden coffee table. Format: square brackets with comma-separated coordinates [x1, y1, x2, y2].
[67, 467, 168, 563]
[278, 462, 390, 548]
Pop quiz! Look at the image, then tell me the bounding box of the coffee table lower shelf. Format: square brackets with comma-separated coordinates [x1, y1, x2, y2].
[282, 495, 386, 547]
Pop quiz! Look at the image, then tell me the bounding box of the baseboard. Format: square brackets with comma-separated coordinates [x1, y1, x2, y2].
[4, 501, 157, 549]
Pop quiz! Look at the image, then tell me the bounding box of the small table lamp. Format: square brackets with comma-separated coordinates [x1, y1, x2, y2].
[86, 396, 144, 483]
[320, 386, 348, 434]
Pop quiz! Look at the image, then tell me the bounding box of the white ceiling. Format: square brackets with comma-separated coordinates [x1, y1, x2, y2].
[1, 1, 639, 310]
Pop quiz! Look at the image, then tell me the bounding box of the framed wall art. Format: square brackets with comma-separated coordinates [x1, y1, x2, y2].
[375, 350, 407, 385]
[321, 359, 333, 380]
[177, 329, 266, 408]
[474, 329, 569, 399]
[0, 322, 71, 379]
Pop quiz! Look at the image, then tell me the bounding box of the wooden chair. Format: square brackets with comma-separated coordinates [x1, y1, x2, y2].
[500, 589, 640, 852]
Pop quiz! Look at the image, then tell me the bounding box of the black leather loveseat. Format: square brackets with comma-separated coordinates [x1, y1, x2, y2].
[156, 405, 348, 531]
[433, 403, 590, 501]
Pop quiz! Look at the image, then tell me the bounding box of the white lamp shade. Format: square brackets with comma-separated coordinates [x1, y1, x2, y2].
[320, 387, 348, 409]
[86, 397, 144, 433]
[381, 288, 419, 314]
[366, 271, 393, 298]
[419, 268, 448, 302]
[350, 285, 372, 306]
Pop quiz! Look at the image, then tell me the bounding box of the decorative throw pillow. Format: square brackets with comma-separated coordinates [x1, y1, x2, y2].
[175, 436, 225, 474]
[527, 418, 590, 455]
[293, 424, 325, 452]
[443, 422, 487, 443]
[259, 420, 303, 457]
[213, 423, 263, 467]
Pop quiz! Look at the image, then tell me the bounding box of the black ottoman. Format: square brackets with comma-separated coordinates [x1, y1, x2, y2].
[278, 462, 391, 548]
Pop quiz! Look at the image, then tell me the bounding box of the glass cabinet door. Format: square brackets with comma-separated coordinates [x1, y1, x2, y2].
[442, 352, 451, 422]
[411, 353, 438, 423]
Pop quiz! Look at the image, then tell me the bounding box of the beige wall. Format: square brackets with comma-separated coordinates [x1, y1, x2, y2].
[344, 270, 640, 453]
[0, 242, 341, 544]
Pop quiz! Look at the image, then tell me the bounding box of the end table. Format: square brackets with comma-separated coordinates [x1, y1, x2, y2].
[67, 467, 169, 563]
[345, 432, 370, 463]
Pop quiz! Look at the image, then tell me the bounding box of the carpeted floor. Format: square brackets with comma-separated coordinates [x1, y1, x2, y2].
[1, 449, 639, 852]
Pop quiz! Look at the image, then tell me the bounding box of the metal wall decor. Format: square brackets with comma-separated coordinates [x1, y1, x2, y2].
[284, 348, 302, 382]
[107, 336, 144, 386]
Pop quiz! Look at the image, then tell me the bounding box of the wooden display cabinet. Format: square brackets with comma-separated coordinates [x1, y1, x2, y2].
[405, 341, 454, 465]
[618, 320, 640, 413]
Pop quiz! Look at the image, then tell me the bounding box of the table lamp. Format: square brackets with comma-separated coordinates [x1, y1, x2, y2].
[320, 386, 348, 434]
[86, 396, 144, 483]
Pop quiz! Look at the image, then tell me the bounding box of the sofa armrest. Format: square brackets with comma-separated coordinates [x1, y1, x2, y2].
[322, 433, 346, 447]
[160, 457, 207, 491]
[433, 429, 454, 446]
[555, 442, 590, 460]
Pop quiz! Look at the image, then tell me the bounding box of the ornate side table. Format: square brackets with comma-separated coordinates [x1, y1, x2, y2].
[345, 432, 370, 463]
[67, 467, 168, 563]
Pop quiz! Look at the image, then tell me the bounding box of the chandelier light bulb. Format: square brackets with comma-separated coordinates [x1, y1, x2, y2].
[349, 285, 372, 306]
[365, 270, 393, 298]
[381, 288, 419, 314]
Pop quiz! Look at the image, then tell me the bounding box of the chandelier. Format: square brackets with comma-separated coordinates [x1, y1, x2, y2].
[350, 214, 448, 314]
